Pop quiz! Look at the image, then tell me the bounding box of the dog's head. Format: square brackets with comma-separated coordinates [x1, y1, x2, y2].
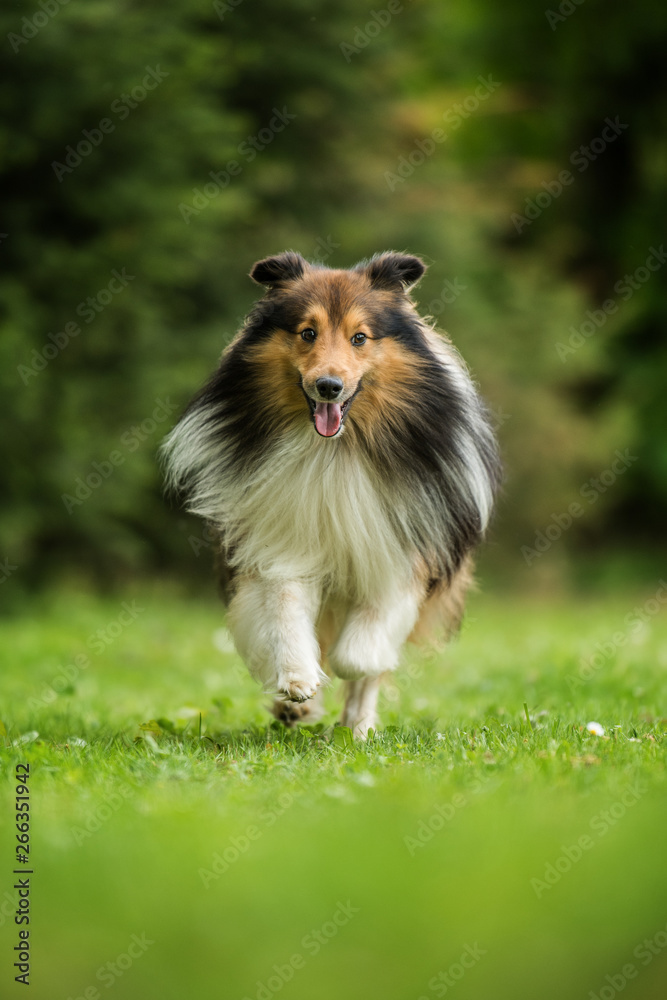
[245, 251, 427, 438]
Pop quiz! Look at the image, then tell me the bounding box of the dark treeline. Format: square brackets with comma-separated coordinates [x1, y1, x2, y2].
[2, 0, 665, 588]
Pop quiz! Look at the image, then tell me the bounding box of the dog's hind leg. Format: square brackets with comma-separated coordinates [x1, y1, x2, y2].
[341, 676, 383, 739]
[409, 555, 475, 645]
[271, 685, 326, 728]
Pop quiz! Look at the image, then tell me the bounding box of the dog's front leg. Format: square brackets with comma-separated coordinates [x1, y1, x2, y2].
[329, 585, 421, 682]
[227, 576, 326, 702]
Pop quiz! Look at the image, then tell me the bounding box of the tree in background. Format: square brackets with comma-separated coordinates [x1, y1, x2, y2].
[2, 0, 665, 590]
[436, 0, 667, 554]
[0, 0, 398, 586]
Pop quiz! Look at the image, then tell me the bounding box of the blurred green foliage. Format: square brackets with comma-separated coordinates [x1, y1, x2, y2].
[1, 0, 666, 588]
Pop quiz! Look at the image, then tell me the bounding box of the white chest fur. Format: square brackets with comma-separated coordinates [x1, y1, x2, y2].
[215, 426, 413, 601]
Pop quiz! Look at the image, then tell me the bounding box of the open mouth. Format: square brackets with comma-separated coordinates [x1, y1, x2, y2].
[303, 389, 358, 438]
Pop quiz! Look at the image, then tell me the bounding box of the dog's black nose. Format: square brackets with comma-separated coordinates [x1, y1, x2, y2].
[315, 376, 344, 400]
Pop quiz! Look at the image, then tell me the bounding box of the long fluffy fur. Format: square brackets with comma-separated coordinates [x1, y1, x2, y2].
[162, 251, 500, 732]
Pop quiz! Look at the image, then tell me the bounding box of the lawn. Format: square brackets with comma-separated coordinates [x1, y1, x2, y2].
[0, 582, 665, 1000]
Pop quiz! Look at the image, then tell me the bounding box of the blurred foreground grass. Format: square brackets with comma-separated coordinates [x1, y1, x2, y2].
[0, 585, 665, 1000]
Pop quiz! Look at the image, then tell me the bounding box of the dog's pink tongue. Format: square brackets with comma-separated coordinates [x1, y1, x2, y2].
[314, 402, 342, 437]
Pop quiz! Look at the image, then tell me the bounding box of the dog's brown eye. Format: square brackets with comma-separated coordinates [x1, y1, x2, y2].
[300, 328, 317, 343]
[351, 332, 367, 346]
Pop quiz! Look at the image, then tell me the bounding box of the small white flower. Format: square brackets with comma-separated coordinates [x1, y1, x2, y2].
[586, 721, 605, 736]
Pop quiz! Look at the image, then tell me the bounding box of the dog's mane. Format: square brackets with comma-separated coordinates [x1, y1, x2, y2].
[162, 280, 500, 592]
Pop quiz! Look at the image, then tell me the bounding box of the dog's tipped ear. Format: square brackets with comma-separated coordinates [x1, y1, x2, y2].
[250, 251, 307, 288]
[363, 252, 427, 291]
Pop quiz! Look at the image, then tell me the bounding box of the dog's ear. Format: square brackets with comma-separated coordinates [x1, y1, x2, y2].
[250, 251, 307, 288]
[363, 252, 427, 291]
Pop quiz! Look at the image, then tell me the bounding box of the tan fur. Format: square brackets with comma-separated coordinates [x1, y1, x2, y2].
[346, 339, 425, 448]
[409, 554, 476, 646]
[245, 336, 306, 429]
[245, 289, 429, 447]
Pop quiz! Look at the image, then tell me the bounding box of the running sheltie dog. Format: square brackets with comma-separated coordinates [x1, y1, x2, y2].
[162, 251, 500, 737]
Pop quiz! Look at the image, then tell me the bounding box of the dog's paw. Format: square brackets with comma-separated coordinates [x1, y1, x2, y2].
[271, 679, 326, 727]
[277, 674, 320, 703]
[271, 698, 313, 726]
[275, 663, 328, 704]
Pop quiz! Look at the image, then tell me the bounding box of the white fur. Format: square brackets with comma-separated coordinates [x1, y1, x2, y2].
[227, 576, 326, 699]
[330, 585, 421, 679]
[164, 416, 429, 695]
[163, 382, 492, 600]
[164, 418, 414, 602]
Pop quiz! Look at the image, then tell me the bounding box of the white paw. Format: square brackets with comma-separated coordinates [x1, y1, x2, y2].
[276, 668, 323, 703]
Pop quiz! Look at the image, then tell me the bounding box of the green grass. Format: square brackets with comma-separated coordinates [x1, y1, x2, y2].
[0, 583, 665, 1000]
